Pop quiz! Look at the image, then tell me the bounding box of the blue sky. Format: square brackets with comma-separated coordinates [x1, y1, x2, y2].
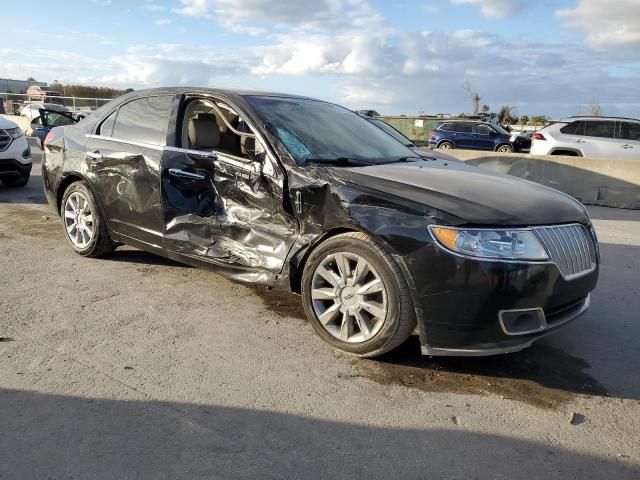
[2, 0, 639, 118]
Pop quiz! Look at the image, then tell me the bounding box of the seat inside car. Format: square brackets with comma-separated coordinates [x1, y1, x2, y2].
[188, 113, 226, 152]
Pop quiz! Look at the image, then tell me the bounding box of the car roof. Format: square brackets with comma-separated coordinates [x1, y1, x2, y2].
[121, 87, 320, 103]
[561, 116, 640, 123]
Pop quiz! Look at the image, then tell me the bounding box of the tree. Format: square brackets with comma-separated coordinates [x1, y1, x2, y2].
[519, 115, 529, 126]
[481, 104, 490, 113]
[26, 77, 36, 82]
[463, 81, 481, 115]
[529, 115, 548, 126]
[589, 103, 602, 116]
[498, 105, 517, 125]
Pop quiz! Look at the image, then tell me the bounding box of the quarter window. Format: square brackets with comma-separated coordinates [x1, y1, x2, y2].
[98, 110, 117, 137]
[560, 121, 585, 135]
[439, 123, 455, 131]
[111, 95, 174, 145]
[583, 120, 616, 139]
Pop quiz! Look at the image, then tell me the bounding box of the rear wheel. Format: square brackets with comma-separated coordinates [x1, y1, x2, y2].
[1, 175, 29, 187]
[61, 181, 116, 257]
[301, 232, 416, 357]
[438, 141, 454, 150]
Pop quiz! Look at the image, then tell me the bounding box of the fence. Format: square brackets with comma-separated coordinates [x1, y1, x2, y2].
[0, 92, 113, 115]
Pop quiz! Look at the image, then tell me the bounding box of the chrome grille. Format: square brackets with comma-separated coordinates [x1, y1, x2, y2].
[534, 224, 596, 279]
[0, 130, 11, 152]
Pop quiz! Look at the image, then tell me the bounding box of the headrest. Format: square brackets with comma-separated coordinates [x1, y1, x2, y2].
[188, 113, 220, 149]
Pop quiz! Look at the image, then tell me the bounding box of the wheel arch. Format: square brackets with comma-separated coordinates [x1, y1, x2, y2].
[494, 142, 513, 152]
[437, 139, 455, 148]
[55, 174, 110, 231]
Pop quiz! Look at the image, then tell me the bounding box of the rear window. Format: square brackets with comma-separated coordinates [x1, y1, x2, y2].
[439, 123, 456, 131]
[111, 95, 174, 145]
[583, 120, 616, 139]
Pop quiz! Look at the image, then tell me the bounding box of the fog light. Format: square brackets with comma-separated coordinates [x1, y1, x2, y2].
[22, 147, 31, 159]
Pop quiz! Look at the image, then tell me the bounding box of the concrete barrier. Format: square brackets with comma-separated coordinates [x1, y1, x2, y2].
[444, 150, 640, 210]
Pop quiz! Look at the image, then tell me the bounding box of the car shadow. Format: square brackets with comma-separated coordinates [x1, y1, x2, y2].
[0, 389, 637, 479]
[0, 157, 48, 205]
[107, 248, 190, 268]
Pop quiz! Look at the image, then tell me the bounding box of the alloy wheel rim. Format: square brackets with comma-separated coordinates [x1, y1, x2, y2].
[440, 143, 452, 149]
[64, 192, 95, 249]
[311, 252, 388, 343]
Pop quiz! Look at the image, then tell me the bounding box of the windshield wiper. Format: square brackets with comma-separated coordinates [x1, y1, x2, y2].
[304, 157, 375, 167]
[375, 156, 422, 165]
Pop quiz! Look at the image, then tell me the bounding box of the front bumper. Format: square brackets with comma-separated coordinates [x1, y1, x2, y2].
[405, 242, 599, 356]
[0, 135, 32, 177]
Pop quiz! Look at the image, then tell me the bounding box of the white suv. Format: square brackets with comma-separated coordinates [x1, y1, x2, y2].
[0, 116, 32, 187]
[530, 117, 640, 160]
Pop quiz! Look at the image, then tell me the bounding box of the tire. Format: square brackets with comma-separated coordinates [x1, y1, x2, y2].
[301, 232, 416, 357]
[60, 181, 116, 257]
[1, 175, 29, 187]
[438, 141, 454, 150]
[496, 144, 513, 153]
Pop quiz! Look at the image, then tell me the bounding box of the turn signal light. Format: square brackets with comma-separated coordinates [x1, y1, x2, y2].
[44, 131, 55, 147]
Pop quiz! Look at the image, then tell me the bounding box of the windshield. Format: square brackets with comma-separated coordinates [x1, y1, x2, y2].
[368, 119, 414, 147]
[245, 96, 416, 165]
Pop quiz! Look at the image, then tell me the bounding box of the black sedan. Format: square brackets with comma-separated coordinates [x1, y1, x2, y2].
[42, 88, 599, 357]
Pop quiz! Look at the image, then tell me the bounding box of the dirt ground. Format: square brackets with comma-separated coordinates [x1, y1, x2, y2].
[1, 142, 639, 479]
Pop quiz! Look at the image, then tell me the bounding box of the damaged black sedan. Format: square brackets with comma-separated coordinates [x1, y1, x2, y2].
[42, 88, 599, 357]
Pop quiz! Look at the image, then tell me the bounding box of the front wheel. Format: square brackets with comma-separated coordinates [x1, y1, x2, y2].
[438, 141, 454, 150]
[496, 144, 514, 153]
[60, 181, 117, 257]
[301, 232, 416, 357]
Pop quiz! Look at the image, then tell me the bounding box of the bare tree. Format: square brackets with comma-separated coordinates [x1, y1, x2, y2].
[589, 103, 602, 117]
[463, 81, 481, 116]
[498, 105, 517, 125]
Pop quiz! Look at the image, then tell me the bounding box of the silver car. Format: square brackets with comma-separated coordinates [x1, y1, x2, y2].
[530, 116, 640, 160]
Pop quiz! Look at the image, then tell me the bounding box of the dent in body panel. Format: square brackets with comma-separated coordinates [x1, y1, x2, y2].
[162, 149, 297, 277]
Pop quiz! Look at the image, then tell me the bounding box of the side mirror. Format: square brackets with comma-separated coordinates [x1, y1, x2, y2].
[31, 117, 44, 130]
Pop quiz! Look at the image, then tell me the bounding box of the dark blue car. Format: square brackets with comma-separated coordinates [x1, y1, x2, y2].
[429, 120, 529, 153]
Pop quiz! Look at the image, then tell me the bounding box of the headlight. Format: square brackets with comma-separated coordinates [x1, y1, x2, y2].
[6, 127, 23, 139]
[429, 226, 549, 260]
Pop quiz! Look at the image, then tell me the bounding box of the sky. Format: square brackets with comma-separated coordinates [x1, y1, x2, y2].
[1, 0, 639, 118]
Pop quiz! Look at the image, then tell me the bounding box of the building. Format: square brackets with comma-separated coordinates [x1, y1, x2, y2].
[0, 78, 47, 94]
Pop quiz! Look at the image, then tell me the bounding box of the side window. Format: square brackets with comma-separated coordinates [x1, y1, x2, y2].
[439, 123, 454, 131]
[98, 110, 117, 137]
[583, 120, 615, 139]
[560, 121, 585, 135]
[475, 124, 492, 135]
[618, 122, 640, 142]
[454, 123, 473, 133]
[182, 98, 266, 162]
[112, 95, 174, 145]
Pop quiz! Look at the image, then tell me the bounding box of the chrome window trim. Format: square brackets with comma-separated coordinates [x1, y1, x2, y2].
[85, 133, 164, 151]
[427, 223, 598, 280]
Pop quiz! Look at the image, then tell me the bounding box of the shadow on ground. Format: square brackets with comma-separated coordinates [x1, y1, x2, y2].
[0, 389, 636, 479]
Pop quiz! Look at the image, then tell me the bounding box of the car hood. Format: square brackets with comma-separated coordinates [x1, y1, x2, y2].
[0, 116, 19, 130]
[336, 160, 589, 226]
[411, 146, 460, 162]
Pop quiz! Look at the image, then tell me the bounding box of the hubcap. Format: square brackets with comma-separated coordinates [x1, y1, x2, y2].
[439, 143, 452, 149]
[311, 252, 388, 343]
[63, 192, 95, 249]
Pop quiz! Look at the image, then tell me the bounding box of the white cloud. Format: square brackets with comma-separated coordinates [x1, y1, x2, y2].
[451, 0, 526, 19]
[154, 19, 173, 26]
[90, 0, 112, 5]
[174, 0, 383, 33]
[557, 0, 640, 51]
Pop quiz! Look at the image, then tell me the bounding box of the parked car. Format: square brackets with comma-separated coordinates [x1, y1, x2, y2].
[530, 117, 640, 160]
[0, 116, 32, 187]
[365, 117, 459, 162]
[429, 120, 531, 153]
[26, 85, 61, 100]
[20, 103, 70, 120]
[42, 88, 599, 357]
[30, 108, 77, 147]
